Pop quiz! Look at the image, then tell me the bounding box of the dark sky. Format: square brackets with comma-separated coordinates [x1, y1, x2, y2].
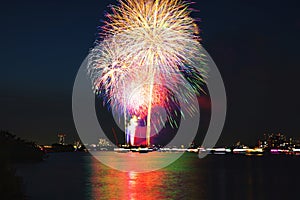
[1, 0, 299, 145]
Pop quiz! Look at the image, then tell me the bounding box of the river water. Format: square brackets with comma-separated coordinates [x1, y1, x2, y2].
[16, 152, 300, 200]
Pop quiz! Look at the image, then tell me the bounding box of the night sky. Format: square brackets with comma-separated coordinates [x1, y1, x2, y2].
[1, 0, 299, 146]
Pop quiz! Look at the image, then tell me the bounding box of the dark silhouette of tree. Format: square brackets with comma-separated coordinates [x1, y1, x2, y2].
[0, 130, 45, 162]
[0, 130, 45, 199]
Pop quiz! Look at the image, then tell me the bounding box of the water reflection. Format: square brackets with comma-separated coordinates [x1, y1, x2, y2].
[84, 152, 210, 200]
[89, 157, 168, 200]
[16, 153, 300, 200]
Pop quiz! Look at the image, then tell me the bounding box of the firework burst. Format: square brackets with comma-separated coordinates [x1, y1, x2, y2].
[88, 0, 207, 146]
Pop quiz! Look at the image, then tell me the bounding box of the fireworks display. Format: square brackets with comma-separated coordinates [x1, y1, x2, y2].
[88, 0, 207, 146]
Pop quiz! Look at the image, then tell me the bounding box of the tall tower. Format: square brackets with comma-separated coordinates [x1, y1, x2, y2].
[58, 133, 66, 145]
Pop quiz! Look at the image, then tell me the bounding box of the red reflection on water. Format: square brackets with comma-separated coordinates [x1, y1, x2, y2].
[90, 157, 167, 199]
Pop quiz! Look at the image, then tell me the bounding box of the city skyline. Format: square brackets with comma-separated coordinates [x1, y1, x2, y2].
[31, 130, 300, 149]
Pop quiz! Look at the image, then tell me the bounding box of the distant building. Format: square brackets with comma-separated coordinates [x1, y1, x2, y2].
[97, 138, 114, 150]
[58, 133, 66, 145]
[259, 133, 297, 149]
[98, 138, 112, 147]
